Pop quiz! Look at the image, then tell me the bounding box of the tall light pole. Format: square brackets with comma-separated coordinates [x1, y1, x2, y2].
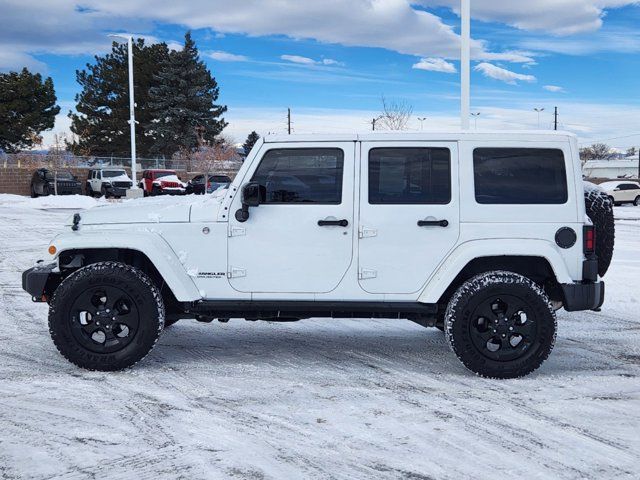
[471, 112, 480, 129]
[418, 117, 427, 130]
[460, 0, 471, 130]
[109, 34, 139, 194]
[534, 107, 545, 129]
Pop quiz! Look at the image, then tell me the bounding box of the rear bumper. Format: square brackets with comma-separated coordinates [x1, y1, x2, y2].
[561, 281, 605, 312]
[22, 262, 60, 301]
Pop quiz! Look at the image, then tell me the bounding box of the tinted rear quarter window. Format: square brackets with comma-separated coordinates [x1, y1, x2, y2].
[369, 148, 451, 204]
[473, 148, 568, 204]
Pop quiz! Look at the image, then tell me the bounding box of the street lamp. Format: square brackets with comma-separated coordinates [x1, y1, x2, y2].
[534, 107, 545, 129]
[471, 112, 480, 129]
[108, 33, 140, 196]
[418, 117, 427, 130]
[372, 115, 383, 131]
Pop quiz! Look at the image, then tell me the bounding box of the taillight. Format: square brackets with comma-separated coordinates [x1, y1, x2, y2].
[583, 225, 595, 254]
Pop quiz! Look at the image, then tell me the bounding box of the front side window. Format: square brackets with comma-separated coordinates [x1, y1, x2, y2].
[251, 148, 344, 204]
[473, 148, 568, 204]
[368, 148, 451, 204]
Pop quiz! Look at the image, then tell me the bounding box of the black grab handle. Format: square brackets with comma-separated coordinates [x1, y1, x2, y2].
[318, 219, 349, 227]
[417, 219, 449, 228]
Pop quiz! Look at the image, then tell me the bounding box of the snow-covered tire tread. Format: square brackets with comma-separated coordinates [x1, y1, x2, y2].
[48, 261, 165, 371]
[445, 271, 557, 379]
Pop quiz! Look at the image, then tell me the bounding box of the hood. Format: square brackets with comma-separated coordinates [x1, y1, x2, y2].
[72, 190, 227, 226]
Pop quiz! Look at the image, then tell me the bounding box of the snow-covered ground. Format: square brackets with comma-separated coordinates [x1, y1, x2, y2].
[0, 196, 639, 479]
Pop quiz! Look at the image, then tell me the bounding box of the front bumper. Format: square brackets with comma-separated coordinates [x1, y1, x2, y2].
[105, 186, 128, 197]
[160, 188, 186, 195]
[22, 262, 61, 302]
[561, 281, 605, 312]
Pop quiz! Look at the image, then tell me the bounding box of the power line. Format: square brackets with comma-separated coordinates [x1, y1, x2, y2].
[579, 132, 640, 145]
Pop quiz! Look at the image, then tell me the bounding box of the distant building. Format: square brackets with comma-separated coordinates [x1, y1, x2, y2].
[583, 157, 639, 179]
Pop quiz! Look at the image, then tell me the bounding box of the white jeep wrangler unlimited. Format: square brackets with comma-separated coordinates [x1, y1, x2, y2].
[22, 131, 614, 378]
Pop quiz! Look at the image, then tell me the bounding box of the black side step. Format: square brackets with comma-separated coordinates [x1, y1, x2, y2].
[186, 300, 437, 320]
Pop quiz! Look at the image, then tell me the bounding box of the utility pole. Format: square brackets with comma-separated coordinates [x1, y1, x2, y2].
[554, 106, 559, 131]
[287, 108, 291, 134]
[460, 0, 471, 130]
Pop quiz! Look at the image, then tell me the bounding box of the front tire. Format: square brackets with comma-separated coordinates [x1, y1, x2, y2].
[445, 271, 556, 379]
[634, 196, 640, 207]
[48, 262, 164, 371]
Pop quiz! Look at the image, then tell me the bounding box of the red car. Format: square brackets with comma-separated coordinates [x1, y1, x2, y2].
[139, 169, 187, 196]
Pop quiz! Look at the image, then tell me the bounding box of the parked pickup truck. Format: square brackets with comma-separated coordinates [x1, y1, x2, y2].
[22, 131, 614, 378]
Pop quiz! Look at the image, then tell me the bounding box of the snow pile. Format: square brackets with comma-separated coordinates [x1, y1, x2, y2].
[0, 194, 107, 210]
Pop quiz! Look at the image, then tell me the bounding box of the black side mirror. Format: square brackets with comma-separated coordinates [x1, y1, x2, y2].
[235, 182, 261, 222]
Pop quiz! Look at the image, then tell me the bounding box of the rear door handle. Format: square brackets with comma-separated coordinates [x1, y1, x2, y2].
[318, 219, 349, 227]
[418, 219, 449, 227]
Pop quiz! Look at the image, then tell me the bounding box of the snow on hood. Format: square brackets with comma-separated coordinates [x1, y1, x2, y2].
[103, 173, 132, 183]
[152, 174, 185, 187]
[74, 189, 227, 226]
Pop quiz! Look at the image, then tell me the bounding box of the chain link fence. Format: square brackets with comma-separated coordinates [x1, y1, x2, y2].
[0, 152, 190, 171]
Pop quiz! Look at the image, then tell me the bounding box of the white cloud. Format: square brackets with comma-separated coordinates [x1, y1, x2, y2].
[412, 57, 457, 73]
[281, 55, 344, 66]
[209, 50, 249, 62]
[166, 41, 184, 52]
[474, 62, 536, 85]
[0, 51, 48, 73]
[543, 85, 565, 92]
[416, 1, 639, 36]
[280, 54, 317, 65]
[0, 0, 540, 73]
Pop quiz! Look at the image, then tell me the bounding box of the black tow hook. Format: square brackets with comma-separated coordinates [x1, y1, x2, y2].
[72, 213, 81, 231]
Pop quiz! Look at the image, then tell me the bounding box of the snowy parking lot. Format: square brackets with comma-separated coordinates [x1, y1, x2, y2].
[0, 195, 639, 479]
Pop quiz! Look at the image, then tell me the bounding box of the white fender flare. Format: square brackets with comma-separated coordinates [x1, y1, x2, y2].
[46, 231, 201, 302]
[417, 239, 574, 304]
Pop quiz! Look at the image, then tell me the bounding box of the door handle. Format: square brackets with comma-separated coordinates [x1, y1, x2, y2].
[418, 219, 449, 227]
[318, 219, 349, 227]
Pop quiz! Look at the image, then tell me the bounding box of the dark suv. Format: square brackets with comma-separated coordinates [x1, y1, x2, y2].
[30, 168, 82, 197]
[186, 174, 232, 195]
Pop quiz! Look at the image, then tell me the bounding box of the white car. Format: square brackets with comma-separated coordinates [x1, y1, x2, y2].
[86, 168, 133, 198]
[23, 131, 614, 379]
[598, 180, 640, 206]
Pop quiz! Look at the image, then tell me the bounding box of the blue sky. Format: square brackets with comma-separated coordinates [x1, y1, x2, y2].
[2, 0, 640, 149]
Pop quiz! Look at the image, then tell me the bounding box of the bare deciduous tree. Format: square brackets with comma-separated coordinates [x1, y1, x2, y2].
[189, 135, 240, 193]
[378, 96, 414, 131]
[580, 143, 613, 161]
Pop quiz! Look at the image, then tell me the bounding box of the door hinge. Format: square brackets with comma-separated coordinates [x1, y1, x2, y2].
[228, 226, 246, 237]
[359, 226, 377, 239]
[227, 267, 246, 278]
[359, 268, 377, 280]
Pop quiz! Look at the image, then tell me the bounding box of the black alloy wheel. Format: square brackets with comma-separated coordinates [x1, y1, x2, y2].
[468, 295, 537, 362]
[69, 285, 140, 354]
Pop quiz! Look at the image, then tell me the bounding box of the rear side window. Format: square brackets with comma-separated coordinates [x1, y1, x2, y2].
[473, 148, 568, 204]
[368, 148, 451, 204]
[620, 183, 640, 191]
[251, 148, 344, 204]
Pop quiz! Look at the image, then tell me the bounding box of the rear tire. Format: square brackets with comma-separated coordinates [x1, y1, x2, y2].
[445, 271, 556, 379]
[584, 183, 615, 277]
[30, 185, 37, 198]
[635, 196, 640, 207]
[48, 262, 164, 371]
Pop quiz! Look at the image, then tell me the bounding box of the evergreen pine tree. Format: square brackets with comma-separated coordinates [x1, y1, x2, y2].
[147, 32, 227, 157]
[242, 131, 260, 155]
[69, 39, 170, 156]
[0, 68, 60, 153]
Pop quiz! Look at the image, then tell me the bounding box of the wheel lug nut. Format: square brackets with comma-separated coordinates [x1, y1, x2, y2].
[106, 309, 110, 313]
[493, 329, 497, 333]
[509, 327, 513, 331]
[502, 334, 506, 338]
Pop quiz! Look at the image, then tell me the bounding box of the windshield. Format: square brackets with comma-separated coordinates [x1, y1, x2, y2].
[209, 175, 231, 183]
[154, 171, 175, 179]
[103, 170, 127, 178]
[45, 171, 73, 180]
